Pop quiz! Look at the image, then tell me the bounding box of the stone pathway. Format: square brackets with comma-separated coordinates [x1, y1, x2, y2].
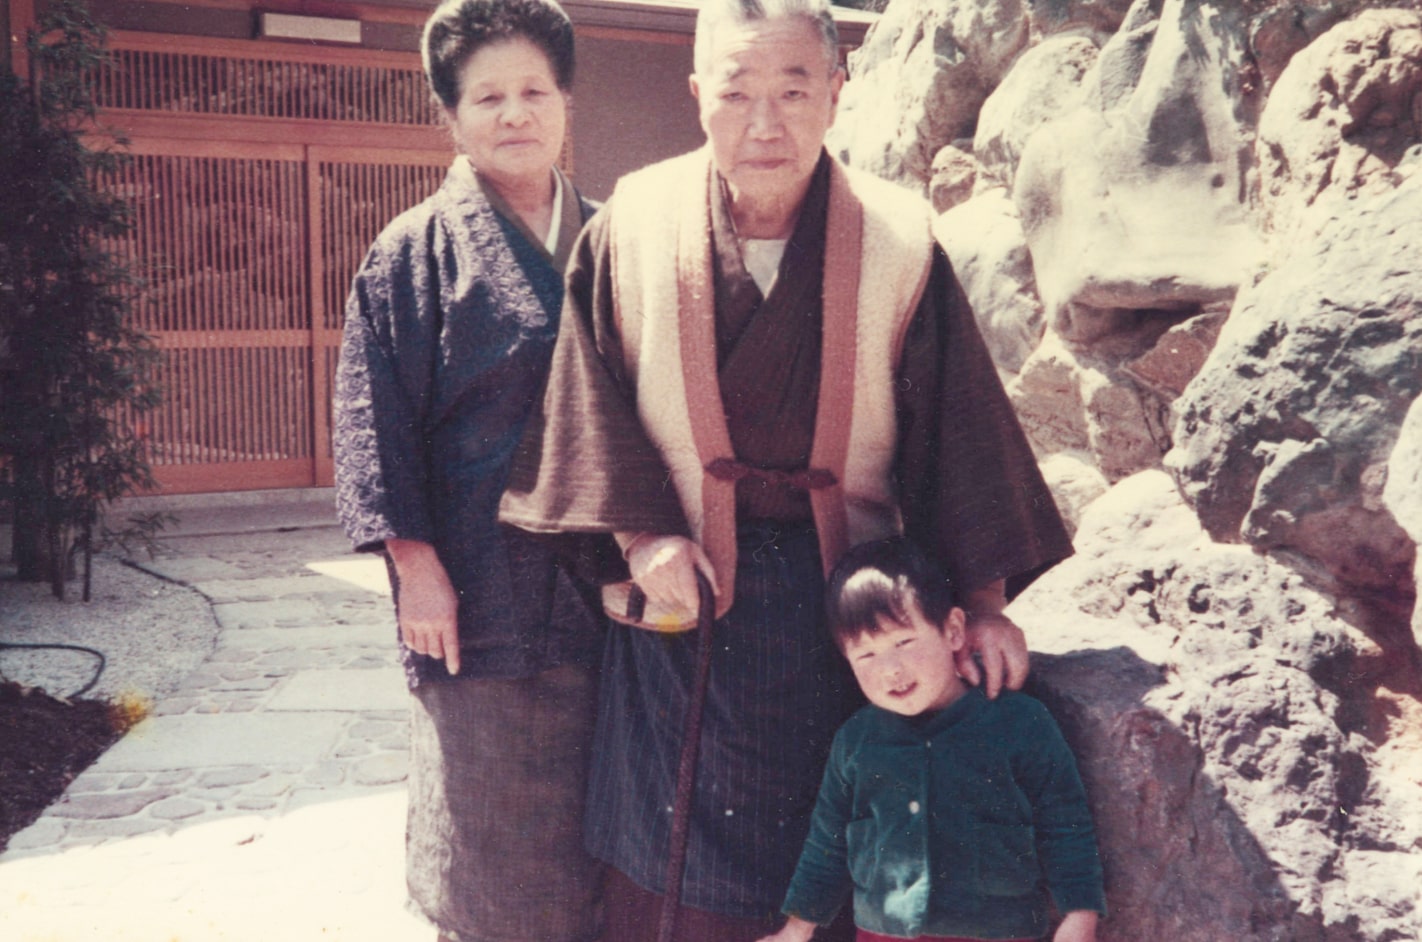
[0, 501, 431, 941]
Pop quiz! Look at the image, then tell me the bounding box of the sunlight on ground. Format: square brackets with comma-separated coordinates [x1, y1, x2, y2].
[305, 558, 392, 597]
[1, 791, 427, 941]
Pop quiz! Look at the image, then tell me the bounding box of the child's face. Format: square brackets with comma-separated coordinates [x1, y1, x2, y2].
[842, 603, 968, 717]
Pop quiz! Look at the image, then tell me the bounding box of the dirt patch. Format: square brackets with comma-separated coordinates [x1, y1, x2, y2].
[0, 680, 128, 852]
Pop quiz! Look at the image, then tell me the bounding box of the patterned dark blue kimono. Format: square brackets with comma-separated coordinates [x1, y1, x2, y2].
[334, 159, 601, 685]
[333, 159, 606, 942]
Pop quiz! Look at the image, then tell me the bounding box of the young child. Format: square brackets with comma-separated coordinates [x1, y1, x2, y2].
[759, 538, 1106, 942]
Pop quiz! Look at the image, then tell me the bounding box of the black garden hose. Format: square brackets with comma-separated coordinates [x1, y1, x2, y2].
[0, 641, 107, 699]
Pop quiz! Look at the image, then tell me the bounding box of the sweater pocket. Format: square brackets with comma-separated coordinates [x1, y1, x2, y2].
[845, 818, 881, 889]
[972, 823, 1040, 897]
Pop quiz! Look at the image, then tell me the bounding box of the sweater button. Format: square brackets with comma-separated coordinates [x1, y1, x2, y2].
[908, 801, 921, 814]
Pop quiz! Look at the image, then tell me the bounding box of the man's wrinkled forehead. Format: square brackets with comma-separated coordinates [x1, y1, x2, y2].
[697, 15, 836, 79]
[715, 58, 818, 83]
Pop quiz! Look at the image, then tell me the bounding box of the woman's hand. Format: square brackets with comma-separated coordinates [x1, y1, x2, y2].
[624, 534, 717, 616]
[1053, 910, 1099, 942]
[755, 916, 817, 942]
[957, 580, 1029, 699]
[385, 538, 461, 675]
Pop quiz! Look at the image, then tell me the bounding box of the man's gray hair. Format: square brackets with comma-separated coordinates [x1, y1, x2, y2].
[693, 0, 840, 77]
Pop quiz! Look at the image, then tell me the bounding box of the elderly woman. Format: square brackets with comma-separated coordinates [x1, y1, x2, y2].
[333, 1, 603, 940]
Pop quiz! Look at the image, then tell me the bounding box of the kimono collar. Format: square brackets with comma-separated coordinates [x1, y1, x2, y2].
[450, 156, 581, 270]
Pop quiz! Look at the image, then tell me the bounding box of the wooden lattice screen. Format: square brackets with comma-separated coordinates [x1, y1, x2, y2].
[96, 32, 455, 493]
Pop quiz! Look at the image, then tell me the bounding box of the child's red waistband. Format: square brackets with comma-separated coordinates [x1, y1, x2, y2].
[855, 931, 1037, 942]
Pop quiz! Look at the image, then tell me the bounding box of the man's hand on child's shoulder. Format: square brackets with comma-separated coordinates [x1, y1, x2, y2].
[1053, 910, 1100, 942]
[958, 611, 1029, 699]
[958, 580, 1029, 699]
[756, 915, 817, 942]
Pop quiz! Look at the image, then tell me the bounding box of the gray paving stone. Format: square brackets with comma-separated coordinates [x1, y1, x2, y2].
[197, 767, 266, 788]
[347, 655, 394, 670]
[48, 789, 174, 819]
[4, 818, 67, 852]
[205, 647, 259, 663]
[284, 783, 389, 813]
[152, 698, 198, 716]
[174, 671, 224, 692]
[216, 623, 393, 652]
[375, 730, 410, 750]
[212, 675, 280, 692]
[211, 599, 325, 629]
[96, 713, 348, 770]
[138, 556, 249, 582]
[219, 700, 261, 713]
[353, 753, 408, 787]
[234, 797, 280, 811]
[349, 720, 402, 739]
[307, 762, 346, 787]
[149, 797, 208, 820]
[66, 772, 129, 794]
[266, 667, 407, 712]
[334, 741, 373, 759]
[196, 575, 351, 604]
[241, 773, 298, 798]
[254, 649, 339, 671]
[151, 769, 195, 786]
[65, 816, 172, 842]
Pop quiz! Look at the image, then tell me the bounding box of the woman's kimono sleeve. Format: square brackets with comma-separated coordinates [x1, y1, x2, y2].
[334, 226, 439, 553]
[500, 206, 689, 537]
[894, 246, 1073, 595]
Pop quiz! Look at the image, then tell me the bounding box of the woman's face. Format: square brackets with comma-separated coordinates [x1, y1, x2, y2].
[446, 37, 568, 194]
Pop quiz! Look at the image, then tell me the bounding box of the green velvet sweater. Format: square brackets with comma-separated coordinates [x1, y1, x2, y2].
[782, 688, 1106, 940]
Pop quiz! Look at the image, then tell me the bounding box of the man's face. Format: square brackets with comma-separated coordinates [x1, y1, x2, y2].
[842, 604, 968, 718]
[690, 16, 843, 208]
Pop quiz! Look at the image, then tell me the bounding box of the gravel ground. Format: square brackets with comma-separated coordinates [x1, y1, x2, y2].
[0, 553, 217, 705]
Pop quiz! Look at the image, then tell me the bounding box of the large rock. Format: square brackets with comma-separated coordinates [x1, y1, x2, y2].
[1383, 396, 1422, 645]
[1167, 167, 1422, 597]
[1025, 0, 1138, 40]
[927, 142, 979, 212]
[1014, 471, 1422, 942]
[1247, 2, 1370, 90]
[1009, 332, 1172, 484]
[933, 190, 1044, 374]
[1013, 0, 1263, 344]
[830, 0, 1030, 188]
[1037, 450, 1110, 536]
[973, 34, 1101, 191]
[1257, 10, 1422, 242]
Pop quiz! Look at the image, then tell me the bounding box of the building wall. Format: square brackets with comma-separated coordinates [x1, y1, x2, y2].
[8, 0, 873, 493]
[573, 32, 702, 200]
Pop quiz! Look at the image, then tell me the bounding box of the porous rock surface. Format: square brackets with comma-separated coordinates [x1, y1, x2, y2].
[841, 1, 1422, 937]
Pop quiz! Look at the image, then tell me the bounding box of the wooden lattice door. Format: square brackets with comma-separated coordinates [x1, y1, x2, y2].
[111, 141, 448, 491]
[94, 31, 453, 493]
[311, 150, 452, 485]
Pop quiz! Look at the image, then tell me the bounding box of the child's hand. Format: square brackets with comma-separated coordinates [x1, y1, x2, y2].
[1053, 910, 1099, 942]
[756, 915, 818, 942]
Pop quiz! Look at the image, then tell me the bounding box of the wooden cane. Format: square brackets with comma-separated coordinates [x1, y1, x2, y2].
[655, 571, 717, 942]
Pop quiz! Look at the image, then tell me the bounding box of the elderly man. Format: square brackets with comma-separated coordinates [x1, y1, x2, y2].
[501, 0, 1072, 938]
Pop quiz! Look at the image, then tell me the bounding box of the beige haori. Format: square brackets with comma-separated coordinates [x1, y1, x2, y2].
[603, 149, 935, 631]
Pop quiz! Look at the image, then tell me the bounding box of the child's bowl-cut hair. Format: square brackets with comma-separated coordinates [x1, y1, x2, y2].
[824, 537, 958, 651]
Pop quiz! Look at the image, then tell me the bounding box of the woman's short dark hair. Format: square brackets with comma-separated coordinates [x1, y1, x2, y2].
[824, 538, 958, 650]
[422, 0, 576, 108]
